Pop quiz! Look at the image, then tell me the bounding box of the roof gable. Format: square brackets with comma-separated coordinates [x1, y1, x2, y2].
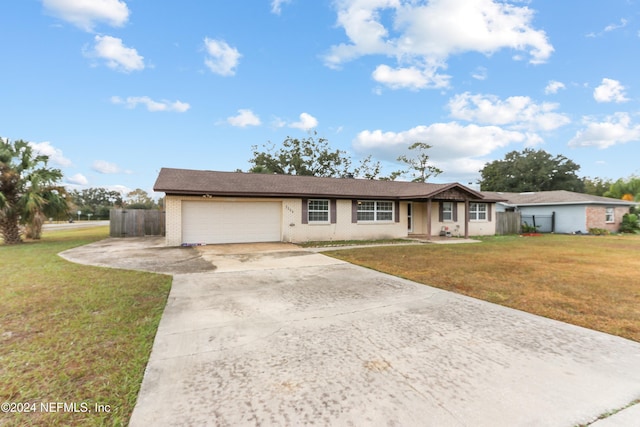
[154, 168, 489, 200]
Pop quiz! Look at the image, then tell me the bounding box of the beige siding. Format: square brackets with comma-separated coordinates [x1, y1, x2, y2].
[165, 196, 498, 245]
[283, 199, 408, 243]
[165, 195, 182, 246]
[165, 196, 411, 245]
[410, 202, 497, 237]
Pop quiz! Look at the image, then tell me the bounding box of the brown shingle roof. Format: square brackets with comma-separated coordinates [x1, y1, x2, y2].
[482, 190, 636, 206]
[154, 168, 490, 200]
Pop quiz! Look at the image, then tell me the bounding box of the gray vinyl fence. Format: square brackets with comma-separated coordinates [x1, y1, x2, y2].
[521, 212, 555, 233]
[495, 211, 522, 235]
[109, 209, 165, 237]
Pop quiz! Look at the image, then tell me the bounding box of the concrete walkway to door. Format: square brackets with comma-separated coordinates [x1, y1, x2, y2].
[61, 239, 640, 426]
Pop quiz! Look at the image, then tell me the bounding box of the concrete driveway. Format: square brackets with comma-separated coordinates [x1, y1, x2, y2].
[61, 239, 640, 426]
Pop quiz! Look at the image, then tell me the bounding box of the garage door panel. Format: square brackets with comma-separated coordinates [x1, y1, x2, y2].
[182, 201, 281, 244]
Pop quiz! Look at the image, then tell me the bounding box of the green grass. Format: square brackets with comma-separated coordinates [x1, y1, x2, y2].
[324, 234, 640, 342]
[0, 227, 172, 426]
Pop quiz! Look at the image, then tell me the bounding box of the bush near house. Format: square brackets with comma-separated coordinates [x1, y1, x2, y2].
[619, 212, 640, 234]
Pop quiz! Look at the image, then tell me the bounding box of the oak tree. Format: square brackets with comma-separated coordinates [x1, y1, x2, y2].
[479, 149, 584, 192]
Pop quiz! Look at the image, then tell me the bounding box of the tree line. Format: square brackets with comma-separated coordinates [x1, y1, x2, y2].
[70, 187, 163, 220]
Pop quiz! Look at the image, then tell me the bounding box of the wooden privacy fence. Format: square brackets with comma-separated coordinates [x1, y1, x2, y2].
[110, 209, 165, 237]
[495, 211, 521, 235]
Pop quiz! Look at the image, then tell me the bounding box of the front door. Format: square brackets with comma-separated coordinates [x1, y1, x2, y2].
[407, 202, 413, 232]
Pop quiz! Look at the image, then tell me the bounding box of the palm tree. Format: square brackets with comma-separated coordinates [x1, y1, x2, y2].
[0, 138, 68, 244]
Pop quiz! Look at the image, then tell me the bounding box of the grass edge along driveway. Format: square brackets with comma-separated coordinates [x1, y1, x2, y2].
[324, 234, 640, 343]
[0, 226, 172, 426]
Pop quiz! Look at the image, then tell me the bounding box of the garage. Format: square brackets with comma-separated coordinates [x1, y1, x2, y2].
[181, 201, 282, 244]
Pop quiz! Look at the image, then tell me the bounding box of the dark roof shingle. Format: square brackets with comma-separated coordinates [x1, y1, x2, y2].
[154, 168, 489, 200]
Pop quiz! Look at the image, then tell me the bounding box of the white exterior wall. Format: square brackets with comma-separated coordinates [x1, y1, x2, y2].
[165, 195, 183, 246]
[165, 195, 409, 246]
[518, 205, 586, 234]
[165, 195, 286, 246]
[283, 199, 408, 243]
[468, 204, 496, 236]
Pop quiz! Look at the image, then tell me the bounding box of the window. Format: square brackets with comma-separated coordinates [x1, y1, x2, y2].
[357, 201, 393, 222]
[469, 203, 487, 221]
[605, 207, 614, 223]
[442, 202, 453, 221]
[308, 199, 329, 223]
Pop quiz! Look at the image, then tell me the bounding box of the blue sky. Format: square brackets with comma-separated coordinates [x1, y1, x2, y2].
[2, 0, 639, 197]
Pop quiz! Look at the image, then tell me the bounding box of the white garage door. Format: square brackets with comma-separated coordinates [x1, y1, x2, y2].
[182, 201, 282, 244]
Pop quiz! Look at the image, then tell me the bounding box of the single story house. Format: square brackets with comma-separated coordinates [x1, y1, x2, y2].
[154, 168, 505, 246]
[483, 190, 636, 234]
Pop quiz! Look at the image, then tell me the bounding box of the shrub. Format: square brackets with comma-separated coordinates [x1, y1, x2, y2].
[589, 228, 610, 236]
[619, 213, 640, 234]
[521, 222, 539, 233]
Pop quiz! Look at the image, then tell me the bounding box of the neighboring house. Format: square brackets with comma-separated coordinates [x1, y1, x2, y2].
[483, 190, 636, 234]
[153, 168, 504, 246]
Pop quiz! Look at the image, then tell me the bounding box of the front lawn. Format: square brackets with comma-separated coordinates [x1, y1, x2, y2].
[0, 227, 172, 426]
[324, 234, 640, 342]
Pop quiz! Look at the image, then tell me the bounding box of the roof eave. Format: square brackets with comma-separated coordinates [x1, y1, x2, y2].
[507, 201, 636, 207]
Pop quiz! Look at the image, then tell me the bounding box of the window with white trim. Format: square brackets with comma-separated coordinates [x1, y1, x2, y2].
[357, 201, 393, 222]
[442, 202, 453, 221]
[605, 207, 614, 223]
[308, 199, 329, 223]
[469, 203, 487, 221]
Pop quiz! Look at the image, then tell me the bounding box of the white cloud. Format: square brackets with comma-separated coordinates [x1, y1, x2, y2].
[67, 173, 88, 185]
[605, 18, 628, 32]
[28, 141, 72, 167]
[471, 66, 488, 81]
[356, 122, 524, 157]
[111, 96, 190, 112]
[372, 64, 450, 90]
[324, 0, 553, 90]
[588, 18, 628, 37]
[87, 35, 144, 72]
[568, 113, 640, 149]
[92, 160, 123, 174]
[271, 0, 292, 15]
[353, 122, 526, 176]
[448, 92, 571, 132]
[104, 184, 131, 195]
[43, 0, 129, 32]
[545, 80, 565, 94]
[593, 78, 629, 103]
[289, 112, 318, 130]
[269, 112, 321, 130]
[227, 109, 262, 127]
[204, 38, 241, 76]
[271, 117, 288, 128]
